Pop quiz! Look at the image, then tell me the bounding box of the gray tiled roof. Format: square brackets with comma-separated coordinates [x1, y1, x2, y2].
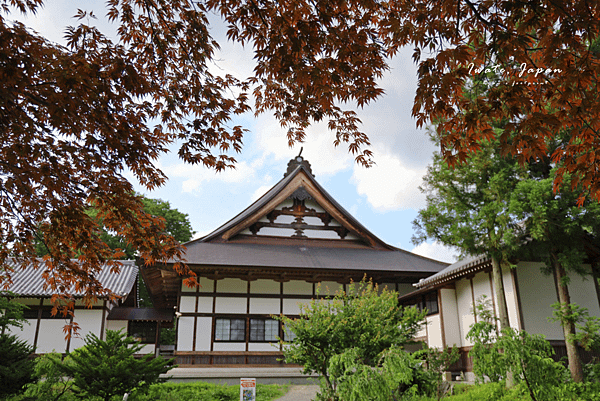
[414, 254, 491, 288]
[181, 242, 447, 273]
[1, 259, 138, 298]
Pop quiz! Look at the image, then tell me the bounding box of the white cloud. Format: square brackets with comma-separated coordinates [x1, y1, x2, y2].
[410, 241, 458, 264]
[253, 116, 354, 177]
[160, 160, 255, 192]
[250, 183, 274, 203]
[351, 150, 426, 211]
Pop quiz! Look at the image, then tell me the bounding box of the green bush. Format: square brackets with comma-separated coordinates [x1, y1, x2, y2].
[279, 280, 427, 399]
[56, 330, 173, 401]
[0, 334, 35, 398]
[128, 382, 286, 401]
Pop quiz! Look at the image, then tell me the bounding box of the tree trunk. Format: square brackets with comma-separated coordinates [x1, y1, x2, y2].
[491, 256, 510, 331]
[491, 255, 514, 387]
[552, 255, 584, 382]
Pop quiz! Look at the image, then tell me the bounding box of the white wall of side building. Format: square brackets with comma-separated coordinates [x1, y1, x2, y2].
[516, 262, 600, 340]
[426, 314, 444, 349]
[501, 265, 521, 330]
[440, 288, 461, 348]
[70, 309, 104, 350]
[455, 279, 476, 347]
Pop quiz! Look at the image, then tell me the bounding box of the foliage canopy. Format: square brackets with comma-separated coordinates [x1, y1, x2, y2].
[2, 0, 600, 312]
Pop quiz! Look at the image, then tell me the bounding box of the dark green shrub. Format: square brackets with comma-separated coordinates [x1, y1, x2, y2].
[57, 329, 173, 401]
[0, 334, 35, 398]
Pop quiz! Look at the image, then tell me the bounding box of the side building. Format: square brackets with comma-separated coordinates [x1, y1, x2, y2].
[400, 255, 600, 378]
[3, 259, 172, 355]
[141, 156, 448, 366]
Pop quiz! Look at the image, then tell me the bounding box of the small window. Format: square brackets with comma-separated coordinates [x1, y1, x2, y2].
[215, 318, 245, 342]
[128, 321, 157, 344]
[250, 319, 279, 342]
[424, 292, 439, 315]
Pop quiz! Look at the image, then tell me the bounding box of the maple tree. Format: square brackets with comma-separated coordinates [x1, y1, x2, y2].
[210, 0, 600, 202]
[3, 0, 600, 318]
[0, 0, 248, 317]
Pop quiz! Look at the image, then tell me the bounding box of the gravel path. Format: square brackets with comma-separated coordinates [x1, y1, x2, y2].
[273, 385, 320, 401]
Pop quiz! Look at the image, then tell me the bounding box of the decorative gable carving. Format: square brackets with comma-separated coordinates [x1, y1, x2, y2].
[246, 188, 349, 239]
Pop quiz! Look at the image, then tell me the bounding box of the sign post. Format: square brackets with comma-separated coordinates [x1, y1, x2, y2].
[240, 378, 256, 401]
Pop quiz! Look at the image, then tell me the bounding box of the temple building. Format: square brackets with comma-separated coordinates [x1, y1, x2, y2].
[141, 156, 448, 366]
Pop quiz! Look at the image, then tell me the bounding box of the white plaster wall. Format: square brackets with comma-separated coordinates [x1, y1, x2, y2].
[213, 342, 245, 351]
[197, 297, 213, 313]
[215, 297, 247, 314]
[248, 343, 280, 351]
[283, 299, 307, 315]
[501, 265, 521, 330]
[8, 319, 37, 346]
[568, 266, 600, 319]
[250, 280, 280, 294]
[305, 200, 325, 213]
[275, 215, 295, 224]
[177, 316, 195, 351]
[317, 281, 343, 296]
[195, 317, 212, 351]
[253, 227, 296, 236]
[37, 319, 69, 353]
[426, 314, 444, 349]
[397, 283, 416, 297]
[283, 280, 313, 295]
[217, 278, 247, 293]
[304, 216, 325, 226]
[276, 199, 294, 209]
[303, 229, 340, 239]
[440, 288, 462, 347]
[179, 296, 196, 313]
[516, 262, 563, 340]
[249, 298, 280, 314]
[471, 272, 493, 310]
[70, 309, 103, 350]
[455, 279, 475, 347]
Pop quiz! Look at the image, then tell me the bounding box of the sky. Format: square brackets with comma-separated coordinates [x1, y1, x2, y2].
[13, 1, 459, 263]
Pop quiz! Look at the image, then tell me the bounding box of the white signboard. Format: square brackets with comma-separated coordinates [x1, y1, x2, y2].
[240, 378, 256, 401]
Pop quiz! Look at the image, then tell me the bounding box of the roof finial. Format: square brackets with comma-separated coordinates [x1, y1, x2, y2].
[284, 149, 313, 177]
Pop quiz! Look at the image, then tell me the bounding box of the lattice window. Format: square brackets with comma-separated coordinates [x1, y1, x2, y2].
[215, 318, 245, 341]
[250, 318, 279, 342]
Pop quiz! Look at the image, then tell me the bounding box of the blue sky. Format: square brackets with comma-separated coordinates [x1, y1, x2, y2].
[15, 1, 458, 263]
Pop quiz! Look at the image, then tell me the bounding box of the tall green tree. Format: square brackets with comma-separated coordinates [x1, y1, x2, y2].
[413, 134, 526, 333]
[510, 168, 600, 382]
